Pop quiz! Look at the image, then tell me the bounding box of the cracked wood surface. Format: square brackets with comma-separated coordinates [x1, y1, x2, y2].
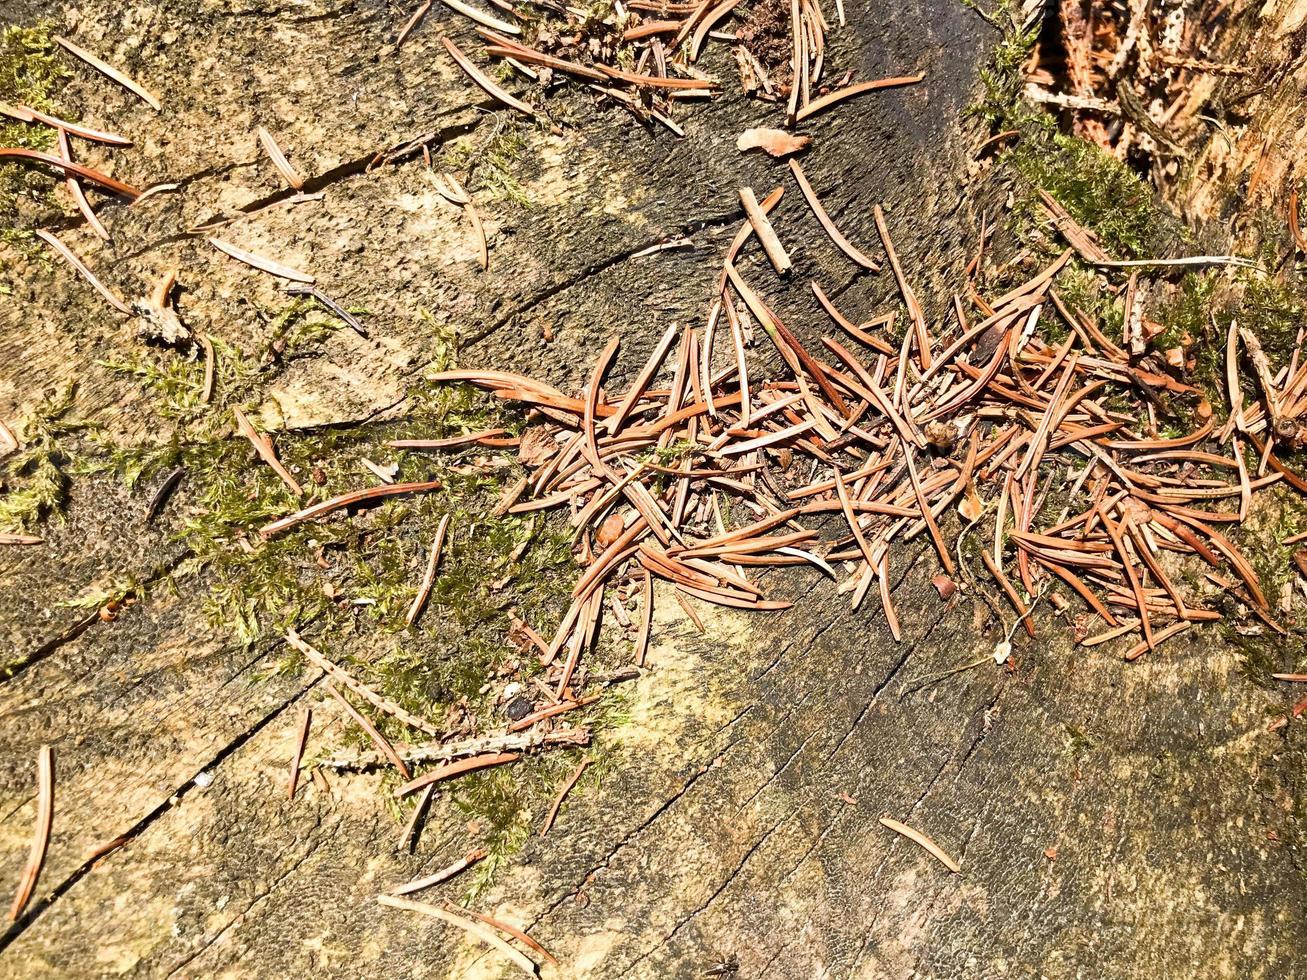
[1, 0, 1304, 977]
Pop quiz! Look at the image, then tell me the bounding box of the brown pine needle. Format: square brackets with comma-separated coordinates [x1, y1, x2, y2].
[788, 159, 878, 270]
[445, 172, 488, 270]
[738, 186, 792, 274]
[199, 333, 217, 403]
[407, 513, 451, 626]
[0, 147, 140, 198]
[288, 707, 312, 800]
[34, 229, 131, 314]
[257, 126, 305, 190]
[872, 204, 931, 369]
[674, 588, 707, 631]
[461, 908, 558, 968]
[393, 848, 487, 895]
[3, 102, 131, 145]
[325, 683, 412, 779]
[232, 407, 303, 496]
[398, 785, 437, 851]
[604, 324, 677, 435]
[209, 237, 314, 283]
[442, 36, 537, 118]
[261, 479, 442, 537]
[376, 895, 538, 977]
[878, 815, 960, 873]
[388, 428, 511, 449]
[442, 0, 522, 34]
[397, 0, 433, 45]
[54, 35, 162, 109]
[1123, 621, 1190, 662]
[0, 533, 43, 545]
[393, 752, 520, 797]
[541, 757, 591, 835]
[57, 130, 110, 241]
[9, 745, 53, 921]
[635, 569, 654, 666]
[794, 73, 925, 121]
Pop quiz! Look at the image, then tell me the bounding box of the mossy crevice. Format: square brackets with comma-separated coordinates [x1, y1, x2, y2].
[84, 307, 628, 894]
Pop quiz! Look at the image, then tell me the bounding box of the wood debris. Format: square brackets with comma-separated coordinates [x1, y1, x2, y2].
[737, 127, 811, 157]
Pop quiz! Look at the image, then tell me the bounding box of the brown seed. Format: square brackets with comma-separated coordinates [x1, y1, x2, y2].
[595, 512, 625, 548]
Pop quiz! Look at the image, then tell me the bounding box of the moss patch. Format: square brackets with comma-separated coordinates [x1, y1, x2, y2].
[0, 386, 87, 531]
[0, 21, 70, 239]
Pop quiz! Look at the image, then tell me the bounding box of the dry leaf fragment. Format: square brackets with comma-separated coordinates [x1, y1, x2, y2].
[736, 127, 811, 157]
[931, 574, 956, 600]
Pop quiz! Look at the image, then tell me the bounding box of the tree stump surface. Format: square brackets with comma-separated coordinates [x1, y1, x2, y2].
[0, 0, 1303, 977]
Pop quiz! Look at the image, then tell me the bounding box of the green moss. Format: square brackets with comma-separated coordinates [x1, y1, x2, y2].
[442, 116, 531, 208]
[0, 21, 70, 218]
[1238, 274, 1305, 368]
[1007, 126, 1161, 260]
[967, 0, 1040, 132]
[0, 386, 88, 531]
